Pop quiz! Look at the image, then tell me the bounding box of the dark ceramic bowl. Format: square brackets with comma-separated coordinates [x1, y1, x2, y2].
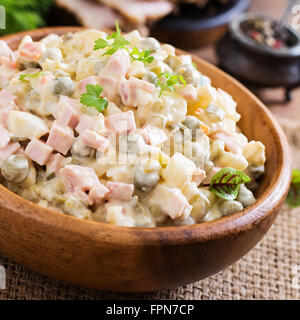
[151, 0, 251, 49]
[216, 13, 300, 100]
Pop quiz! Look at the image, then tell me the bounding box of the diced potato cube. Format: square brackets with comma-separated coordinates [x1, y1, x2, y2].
[161, 153, 196, 188]
[7, 110, 48, 139]
[243, 141, 266, 167]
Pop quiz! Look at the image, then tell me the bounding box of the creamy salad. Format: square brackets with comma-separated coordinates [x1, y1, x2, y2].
[0, 26, 266, 227]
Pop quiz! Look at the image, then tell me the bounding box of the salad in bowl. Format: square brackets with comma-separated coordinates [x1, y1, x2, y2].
[0, 23, 266, 228]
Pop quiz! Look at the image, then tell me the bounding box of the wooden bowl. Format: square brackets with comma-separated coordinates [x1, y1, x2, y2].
[0, 27, 291, 292]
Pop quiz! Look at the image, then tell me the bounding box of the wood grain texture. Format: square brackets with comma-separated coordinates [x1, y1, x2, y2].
[0, 27, 292, 292]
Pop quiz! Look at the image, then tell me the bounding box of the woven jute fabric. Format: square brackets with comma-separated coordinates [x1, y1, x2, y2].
[0, 116, 299, 300]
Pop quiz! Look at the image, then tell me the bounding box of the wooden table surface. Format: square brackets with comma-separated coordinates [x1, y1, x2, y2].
[193, 0, 300, 120]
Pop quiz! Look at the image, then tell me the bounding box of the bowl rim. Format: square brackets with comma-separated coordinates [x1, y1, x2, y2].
[0, 27, 291, 246]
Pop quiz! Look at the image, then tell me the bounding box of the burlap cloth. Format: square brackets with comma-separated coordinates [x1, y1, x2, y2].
[0, 116, 299, 300]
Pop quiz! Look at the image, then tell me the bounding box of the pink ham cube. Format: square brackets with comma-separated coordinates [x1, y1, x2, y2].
[120, 77, 155, 107]
[53, 96, 80, 129]
[19, 42, 44, 62]
[139, 125, 167, 146]
[103, 49, 130, 77]
[128, 77, 155, 93]
[81, 129, 109, 152]
[46, 120, 74, 155]
[60, 164, 100, 192]
[25, 138, 53, 165]
[165, 191, 192, 220]
[0, 105, 17, 128]
[0, 142, 20, 161]
[106, 181, 134, 201]
[97, 73, 118, 100]
[75, 114, 97, 135]
[89, 184, 109, 204]
[209, 130, 242, 155]
[0, 40, 15, 61]
[77, 76, 98, 96]
[202, 166, 222, 185]
[46, 153, 66, 174]
[105, 110, 136, 135]
[176, 84, 197, 101]
[74, 189, 94, 206]
[0, 89, 17, 109]
[192, 168, 206, 186]
[0, 125, 11, 148]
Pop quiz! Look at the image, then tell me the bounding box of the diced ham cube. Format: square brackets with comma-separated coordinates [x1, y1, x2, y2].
[53, 96, 80, 129]
[127, 76, 155, 93]
[75, 114, 96, 134]
[0, 56, 16, 70]
[75, 190, 94, 206]
[75, 114, 106, 135]
[139, 125, 167, 146]
[0, 89, 17, 108]
[192, 168, 206, 186]
[46, 153, 66, 174]
[202, 166, 222, 185]
[103, 49, 130, 77]
[0, 40, 15, 61]
[46, 120, 74, 155]
[106, 181, 134, 201]
[0, 125, 11, 148]
[19, 42, 44, 62]
[105, 110, 136, 135]
[60, 164, 100, 192]
[0, 142, 20, 161]
[81, 129, 109, 152]
[176, 84, 197, 101]
[77, 76, 98, 96]
[89, 184, 109, 204]
[97, 73, 118, 100]
[25, 138, 53, 165]
[0, 105, 17, 128]
[120, 77, 155, 107]
[209, 130, 242, 155]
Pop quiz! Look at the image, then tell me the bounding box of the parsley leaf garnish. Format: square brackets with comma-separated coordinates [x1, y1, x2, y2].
[19, 71, 43, 81]
[155, 72, 186, 97]
[80, 84, 108, 113]
[130, 47, 154, 64]
[94, 21, 130, 55]
[286, 169, 300, 208]
[208, 167, 251, 200]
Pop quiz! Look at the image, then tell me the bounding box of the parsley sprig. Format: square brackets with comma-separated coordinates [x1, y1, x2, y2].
[80, 84, 108, 113]
[208, 167, 251, 200]
[130, 47, 154, 64]
[155, 72, 186, 97]
[286, 169, 300, 208]
[94, 21, 130, 55]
